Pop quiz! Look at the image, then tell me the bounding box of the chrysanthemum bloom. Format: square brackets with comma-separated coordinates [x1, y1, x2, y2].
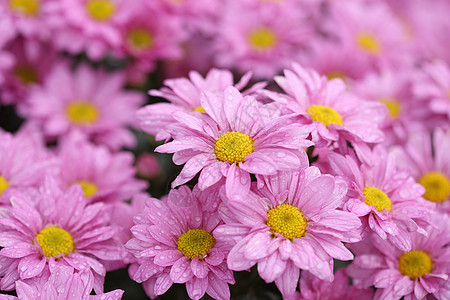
[391, 127, 450, 214]
[214, 168, 361, 297]
[55, 133, 147, 204]
[155, 86, 313, 201]
[125, 189, 235, 300]
[265, 63, 386, 147]
[11, 266, 124, 299]
[325, 1, 412, 71]
[213, 0, 314, 78]
[46, 0, 139, 60]
[0, 176, 126, 292]
[347, 217, 450, 300]
[412, 60, 450, 120]
[24, 63, 144, 150]
[288, 268, 373, 300]
[137, 68, 266, 141]
[0, 129, 53, 204]
[328, 145, 435, 251]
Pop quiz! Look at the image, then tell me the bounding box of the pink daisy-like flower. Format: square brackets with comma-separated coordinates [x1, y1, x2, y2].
[214, 0, 313, 78]
[327, 145, 435, 251]
[125, 188, 235, 300]
[137, 68, 266, 141]
[288, 268, 374, 300]
[392, 127, 450, 214]
[347, 216, 450, 300]
[0, 176, 126, 292]
[214, 168, 361, 297]
[11, 266, 124, 300]
[265, 63, 386, 147]
[412, 60, 450, 120]
[54, 133, 147, 204]
[155, 86, 313, 201]
[24, 63, 144, 150]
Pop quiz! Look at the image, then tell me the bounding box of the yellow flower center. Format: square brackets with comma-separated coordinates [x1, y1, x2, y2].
[266, 204, 307, 240]
[85, 0, 116, 21]
[363, 187, 392, 212]
[379, 98, 401, 118]
[418, 171, 450, 203]
[76, 181, 98, 198]
[193, 106, 206, 113]
[326, 71, 347, 81]
[9, 0, 40, 16]
[214, 131, 254, 164]
[177, 229, 215, 260]
[0, 176, 9, 196]
[248, 28, 277, 51]
[35, 226, 75, 258]
[398, 250, 433, 280]
[127, 28, 154, 50]
[14, 66, 38, 85]
[356, 32, 381, 55]
[307, 105, 344, 128]
[66, 101, 99, 125]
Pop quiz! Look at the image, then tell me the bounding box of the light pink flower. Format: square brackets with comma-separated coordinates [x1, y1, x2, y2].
[155, 86, 313, 201]
[347, 216, 450, 300]
[0, 176, 126, 292]
[214, 168, 361, 297]
[265, 63, 386, 147]
[125, 188, 235, 300]
[24, 63, 144, 150]
[55, 133, 147, 204]
[328, 145, 435, 251]
[391, 127, 450, 214]
[137, 69, 266, 141]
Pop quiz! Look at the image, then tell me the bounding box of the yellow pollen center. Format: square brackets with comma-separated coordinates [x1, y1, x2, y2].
[66, 101, 99, 125]
[35, 226, 74, 258]
[85, 0, 116, 21]
[418, 171, 450, 203]
[127, 29, 154, 50]
[248, 28, 277, 51]
[356, 33, 381, 54]
[14, 66, 38, 85]
[379, 98, 401, 118]
[398, 250, 433, 280]
[266, 204, 307, 240]
[0, 176, 9, 196]
[9, 0, 40, 16]
[214, 132, 254, 164]
[326, 71, 347, 81]
[363, 187, 392, 212]
[193, 106, 206, 113]
[307, 105, 344, 128]
[177, 229, 215, 260]
[76, 181, 98, 198]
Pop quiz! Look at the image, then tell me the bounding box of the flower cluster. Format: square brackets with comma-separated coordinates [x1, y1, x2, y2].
[1, 0, 450, 299]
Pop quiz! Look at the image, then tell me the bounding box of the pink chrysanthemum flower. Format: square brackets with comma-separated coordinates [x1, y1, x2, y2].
[11, 266, 124, 300]
[155, 86, 313, 201]
[24, 63, 144, 150]
[265, 63, 386, 147]
[125, 188, 235, 300]
[328, 145, 435, 251]
[392, 127, 450, 214]
[0, 176, 126, 292]
[137, 68, 265, 141]
[347, 217, 450, 300]
[412, 60, 450, 120]
[0, 128, 52, 204]
[288, 268, 374, 300]
[214, 1, 313, 78]
[46, 0, 139, 60]
[55, 133, 147, 204]
[214, 168, 361, 297]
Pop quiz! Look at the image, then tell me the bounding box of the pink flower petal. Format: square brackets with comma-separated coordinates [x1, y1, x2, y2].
[191, 257, 209, 279]
[170, 256, 193, 284]
[186, 276, 208, 300]
[18, 255, 46, 279]
[154, 250, 183, 267]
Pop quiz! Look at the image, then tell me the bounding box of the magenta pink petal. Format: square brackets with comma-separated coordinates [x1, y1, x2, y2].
[191, 258, 209, 279]
[18, 255, 46, 279]
[170, 257, 193, 284]
[186, 276, 208, 300]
